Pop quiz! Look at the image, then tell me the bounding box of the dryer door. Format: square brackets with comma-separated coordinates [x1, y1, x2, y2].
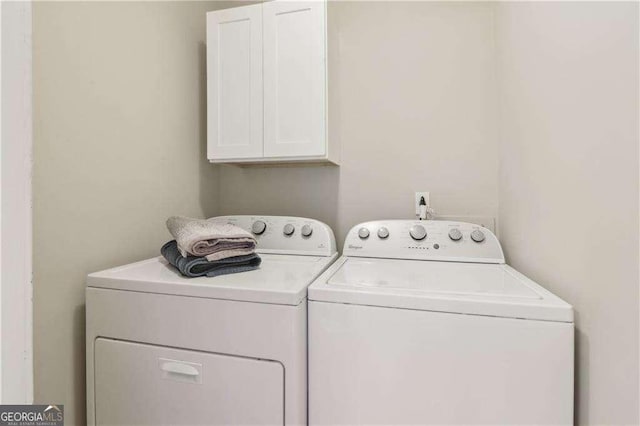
[94, 338, 284, 425]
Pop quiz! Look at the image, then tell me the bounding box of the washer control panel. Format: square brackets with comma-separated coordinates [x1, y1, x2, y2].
[212, 215, 337, 256]
[344, 220, 504, 263]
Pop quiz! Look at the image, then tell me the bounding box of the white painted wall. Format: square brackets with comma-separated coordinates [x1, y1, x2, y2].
[30, 1, 639, 424]
[218, 2, 640, 423]
[32, 2, 232, 423]
[495, 2, 639, 424]
[1, 1, 3, 404]
[218, 1, 499, 246]
[1, 0, 33, 404]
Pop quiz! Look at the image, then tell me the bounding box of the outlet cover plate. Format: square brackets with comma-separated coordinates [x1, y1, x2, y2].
[414, 192, 430, 216]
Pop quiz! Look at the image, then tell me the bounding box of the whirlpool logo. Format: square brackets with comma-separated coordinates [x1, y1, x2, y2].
[0, 405, 64, 426]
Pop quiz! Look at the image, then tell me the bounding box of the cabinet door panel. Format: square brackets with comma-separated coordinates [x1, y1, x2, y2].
[263, 1, 326, 158]
[207, 5, 263, 160]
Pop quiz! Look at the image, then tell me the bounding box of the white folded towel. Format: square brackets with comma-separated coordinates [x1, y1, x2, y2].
[166, 216, 257, 261]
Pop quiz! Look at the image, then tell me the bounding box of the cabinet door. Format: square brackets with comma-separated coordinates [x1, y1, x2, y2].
[207, 5, 263, 160]
[94, 338, 284, 425]
[263, 1, 326, 158]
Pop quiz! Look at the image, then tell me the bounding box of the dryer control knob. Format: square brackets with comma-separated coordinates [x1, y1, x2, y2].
[409, 225, 427, 241]
[301, 224, 313, 237]
[448, 228, 463, 241]
[358, 227, 370, 239]
[377, 227, 389, 239]
[283, 224, 295, 236]
[470, 229, 485, 243]
[251, 220, 267, 235]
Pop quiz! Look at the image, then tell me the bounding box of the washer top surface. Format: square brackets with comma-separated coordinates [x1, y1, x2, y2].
[89, 253, 337, 305]
[328, 258, 539, 299]
[308, 220, 573, 322]
[87, 216, 338, 306]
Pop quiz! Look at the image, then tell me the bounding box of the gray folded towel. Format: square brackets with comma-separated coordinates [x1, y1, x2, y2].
[166, 216, 257, 261]
[161, 240, 261, 278]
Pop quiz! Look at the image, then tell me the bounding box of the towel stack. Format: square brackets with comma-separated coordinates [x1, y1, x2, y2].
[161, 216, 261, 278]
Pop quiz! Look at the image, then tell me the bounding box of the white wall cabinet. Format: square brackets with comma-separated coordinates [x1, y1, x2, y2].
[206, 1, 339, 165]
[206, 5, 263, 160]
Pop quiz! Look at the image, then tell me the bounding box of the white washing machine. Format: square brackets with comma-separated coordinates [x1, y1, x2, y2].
[86, 215, 337, 426]
[308, 220, 574, 425]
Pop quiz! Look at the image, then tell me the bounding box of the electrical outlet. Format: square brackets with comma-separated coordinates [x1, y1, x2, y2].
[414, 192, 430, 216]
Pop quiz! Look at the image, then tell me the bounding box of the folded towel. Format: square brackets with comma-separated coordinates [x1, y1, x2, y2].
[161, 240, 261, 278]
[166, 216, 257, 261]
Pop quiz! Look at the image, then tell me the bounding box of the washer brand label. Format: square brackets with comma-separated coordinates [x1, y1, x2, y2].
[0, 405, 63, 426]
[347, 244, 363, 250]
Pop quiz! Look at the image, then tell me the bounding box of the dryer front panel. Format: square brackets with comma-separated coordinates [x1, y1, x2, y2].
[94, 338, 284, 425]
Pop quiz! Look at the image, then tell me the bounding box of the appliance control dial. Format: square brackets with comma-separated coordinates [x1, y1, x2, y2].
[358, 227, 370, 239]
[251, 220, 267, 235]
[377, 227, 389, 239]
[301, 224, 313, 237]
[283, 224, 295, 236]
[409, 224, 427, 241]
[448, 228, 463, 241]
[471, 229, 485, 243]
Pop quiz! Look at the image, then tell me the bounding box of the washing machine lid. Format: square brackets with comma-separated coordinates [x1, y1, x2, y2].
[88, 253, 338, 306]
[308, 257, 573, 322]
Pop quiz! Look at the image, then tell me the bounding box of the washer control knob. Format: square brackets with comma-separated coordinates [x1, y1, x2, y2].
[448, 228, 463, 241]
[409, 225, 427, 241]
[470, 229, 486, 243]
[358, 227, 370, 239]
[251, 220, 267, 235]
[377, 227, 389, 239]
[283, 224, 295, 236]
[301, 224, 313, 237]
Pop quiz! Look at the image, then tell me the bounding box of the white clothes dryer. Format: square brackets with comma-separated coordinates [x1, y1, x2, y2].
[86, 216, 337, 426]
[309, 220, 574, 425]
